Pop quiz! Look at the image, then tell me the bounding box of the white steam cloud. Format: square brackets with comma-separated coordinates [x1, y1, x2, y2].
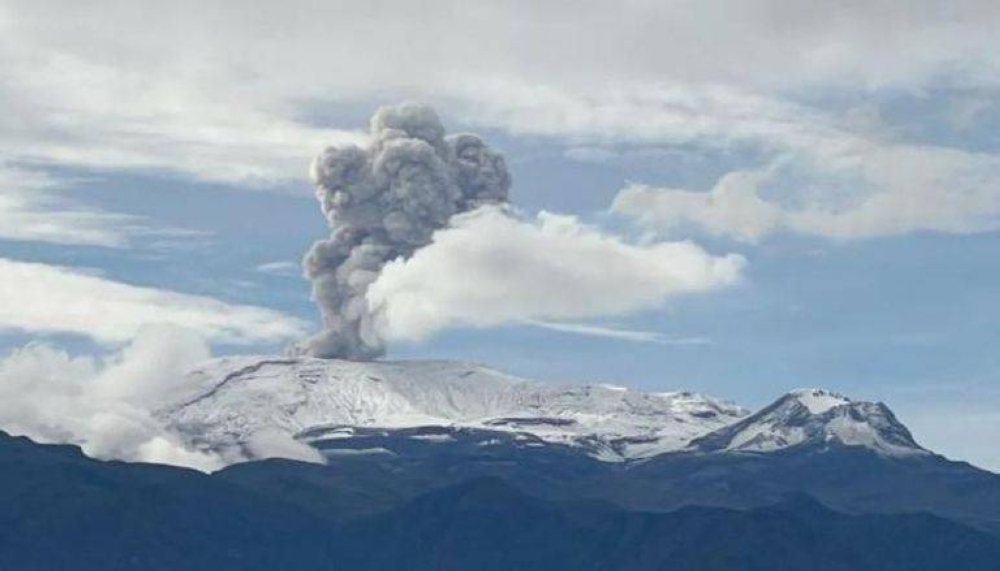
[294, 103, 510, 359]
[0, 325, 224, 471]
[367, 207, 745, 341]
[0, 326, 335, 469]
[0, 257, 309, 345]
[245, 428, 325, 464]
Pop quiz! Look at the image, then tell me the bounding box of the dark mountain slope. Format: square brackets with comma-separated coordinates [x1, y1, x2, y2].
[0, 432, 335, 569]
[340, 478, 1000, 571]
[621, 446, 1000, 535]
[217, 438, 1000, 535]
[4, 431, 1000, 570]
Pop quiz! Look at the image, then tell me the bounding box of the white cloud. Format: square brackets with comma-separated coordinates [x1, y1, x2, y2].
[255, 260, 302, 277]
[526, 320, 712, 346]
[613, 143, 1000, 240]
[2, 1, 999, 246]
[453, 78, 845, 153]
[614, 172, 783, 243]
[2, 1, 998, 186]
[0, 163, 203, 248]
[0, 6, 365, 185]
[0, 325, 331, 469]
[0, 257, 309, 344]
[0, 164, 142, 247]
[90, 324, 212, 407]
[367, 207, 744, 341]
[245, 428, 324, 464]
[0, 325, 223, 471]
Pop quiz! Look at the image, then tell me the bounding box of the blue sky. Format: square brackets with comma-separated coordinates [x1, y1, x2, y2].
[1, 1, 999, 469]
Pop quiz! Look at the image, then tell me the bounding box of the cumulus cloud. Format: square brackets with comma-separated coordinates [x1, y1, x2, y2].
[613, 144, 1000, 241]
[0, 257, 309, 344]
[0, 325, 223, 471]
[367, 206, 745, 342]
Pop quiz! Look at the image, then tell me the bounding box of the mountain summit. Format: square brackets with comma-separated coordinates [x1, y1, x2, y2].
[690, 388, 926, 456]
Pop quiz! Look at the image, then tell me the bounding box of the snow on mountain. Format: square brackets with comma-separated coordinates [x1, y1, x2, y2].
[690, 388, 928, 456]
[789, 388, 851, 414]
[157, 356, 747, 462]
[158, 359, 928, 465]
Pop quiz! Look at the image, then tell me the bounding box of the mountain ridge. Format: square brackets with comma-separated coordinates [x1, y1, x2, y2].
[4, 429, 1000, 571]
[161, 356, 749, 462]
[690, 387, 927, 456]
[160, 356, 928, 464]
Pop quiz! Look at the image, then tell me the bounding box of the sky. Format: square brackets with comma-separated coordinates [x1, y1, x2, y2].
[1, 0, 999, 470]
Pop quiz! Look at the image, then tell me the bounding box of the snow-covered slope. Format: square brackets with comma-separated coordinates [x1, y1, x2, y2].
[159, 359, 928, 464]
[157, 356, 747, 461]
[690, 388, 927, 456]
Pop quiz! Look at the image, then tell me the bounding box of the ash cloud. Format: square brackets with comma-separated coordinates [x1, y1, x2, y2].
[293, 102, 510, 359]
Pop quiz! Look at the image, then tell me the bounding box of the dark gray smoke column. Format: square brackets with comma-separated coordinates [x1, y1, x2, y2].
[293, 103, 511, 359]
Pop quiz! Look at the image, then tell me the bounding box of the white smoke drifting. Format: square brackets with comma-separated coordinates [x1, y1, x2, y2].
[0, 325, 334, 469]
[0, 325, 224, 471]
[367, 207, 745, 341]
[294, 102, 511, 359]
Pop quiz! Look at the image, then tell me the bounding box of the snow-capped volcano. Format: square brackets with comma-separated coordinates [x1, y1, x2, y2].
[157, 356, 746, 461]
[690, 388, 927, 456]
[158, 359, 927, 464]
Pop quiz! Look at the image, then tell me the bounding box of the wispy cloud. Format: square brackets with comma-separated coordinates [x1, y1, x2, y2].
[0, 10, 366, 185]
[0, 164, 134, 247]
[0, 163, 205, 248]
[526, 320, 712, 346]
[0, 257, 309, 345]
[255, 260, 302, 277]
[2, 1, 998, 191]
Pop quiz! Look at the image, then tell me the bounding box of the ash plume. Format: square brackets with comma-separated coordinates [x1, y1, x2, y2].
[292, 103, 511, 360]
